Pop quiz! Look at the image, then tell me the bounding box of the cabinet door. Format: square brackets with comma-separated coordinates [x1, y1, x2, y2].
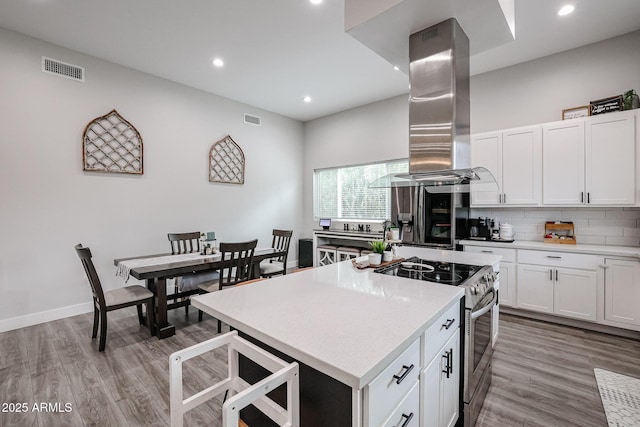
[502, 126, 542, 205]
[471, 132, 502, 205]
[498, 261, 516, 307]
[421, 349, 440, 427]
[421, 329, 460, 427]
[517, 264, 554, 313]
[586, 112, 636, 205]
[554, 267, 597, 321]
[542, 121, 585, 205]
[604, 259, 640, 326]
[440, 330, 460, 427]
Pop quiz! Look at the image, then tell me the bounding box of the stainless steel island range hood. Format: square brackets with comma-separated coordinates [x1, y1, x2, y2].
[370, 18, 496, 194]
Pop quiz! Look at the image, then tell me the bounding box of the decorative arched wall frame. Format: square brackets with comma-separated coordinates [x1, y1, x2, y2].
[209, 135, 245, 184]
[82, 109, 143, 174]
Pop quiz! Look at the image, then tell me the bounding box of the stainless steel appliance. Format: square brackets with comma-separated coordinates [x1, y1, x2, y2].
[391, 186, 469, 249]
[375, 258, 498, 427]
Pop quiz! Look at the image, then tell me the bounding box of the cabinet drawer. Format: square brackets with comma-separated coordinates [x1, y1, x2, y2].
[382, 382, 419, 427]
[465, 245, 516, 263]
[517, 249, 597, 270]
[365, 339, 420, 427]
[423, 301, 460, 365]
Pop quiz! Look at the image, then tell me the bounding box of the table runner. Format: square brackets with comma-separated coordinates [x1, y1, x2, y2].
[116, 252, 221, 282]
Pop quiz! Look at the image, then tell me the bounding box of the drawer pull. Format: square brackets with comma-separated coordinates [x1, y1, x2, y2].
[393, 364, 414, 384]
[481, 250, 494, 254]
[399, 412, 414, 427]
[442, 318, 455, 330]
[546, 256, 562, 259]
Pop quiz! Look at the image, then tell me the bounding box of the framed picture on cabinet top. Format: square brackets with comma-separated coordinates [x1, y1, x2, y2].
[562, 105, 590, 120]
[590, 95, 623, 116]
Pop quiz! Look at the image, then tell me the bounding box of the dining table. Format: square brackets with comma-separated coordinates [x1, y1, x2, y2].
[114, 247, 283, 339]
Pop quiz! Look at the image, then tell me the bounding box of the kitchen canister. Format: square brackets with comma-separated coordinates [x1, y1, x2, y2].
[499, 223, 513, 239]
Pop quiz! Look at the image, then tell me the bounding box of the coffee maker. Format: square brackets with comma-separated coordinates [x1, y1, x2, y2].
[467, 217, 492, 240]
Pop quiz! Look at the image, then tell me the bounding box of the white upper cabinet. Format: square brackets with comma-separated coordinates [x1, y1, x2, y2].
[586, 111, 636, 205]
[542, 120, 585, 205]
[501, 126, 542, 205]
[470, 132, 502, 205]
[471, 126, 541, 206]
[475, 110, 638, 208]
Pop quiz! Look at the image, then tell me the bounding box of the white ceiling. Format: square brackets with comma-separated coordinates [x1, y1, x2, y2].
[0, 0, 639, 122]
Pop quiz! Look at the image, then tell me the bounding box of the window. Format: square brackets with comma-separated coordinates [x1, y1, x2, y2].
[313, 159, 408, 220]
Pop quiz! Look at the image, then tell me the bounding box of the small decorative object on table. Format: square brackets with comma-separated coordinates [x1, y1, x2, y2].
[200, 231, 217, 254]
[368, 240, 386, 266]
[544, 221, 576, 244]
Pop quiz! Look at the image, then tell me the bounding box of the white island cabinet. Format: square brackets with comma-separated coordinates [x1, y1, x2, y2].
[192, 247, 499, 427]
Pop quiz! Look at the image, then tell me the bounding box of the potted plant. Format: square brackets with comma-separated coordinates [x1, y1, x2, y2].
[623, 89, 639, 110]
[368, 240, 386, 266]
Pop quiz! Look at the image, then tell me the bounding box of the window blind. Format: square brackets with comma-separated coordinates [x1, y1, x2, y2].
[314, 159, 408, 220]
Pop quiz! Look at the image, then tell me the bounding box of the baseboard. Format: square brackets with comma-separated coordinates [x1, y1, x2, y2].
[0, 302, 94, 333]
[501, 307, 640, 340]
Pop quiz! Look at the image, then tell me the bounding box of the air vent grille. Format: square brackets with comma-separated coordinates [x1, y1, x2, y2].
[42, 56, 85, 82]
[244, 113, 261, 126]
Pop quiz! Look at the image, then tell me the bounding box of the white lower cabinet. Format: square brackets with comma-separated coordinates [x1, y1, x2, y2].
[516, 264, 554, 313]
[364, 339, 420, 426]
[421, 329, 460, 427]
[604, 258, 640, 327]
[554, 267, 597, 320]
[382, 382, 420, 427]
[516, 250, 597, 321]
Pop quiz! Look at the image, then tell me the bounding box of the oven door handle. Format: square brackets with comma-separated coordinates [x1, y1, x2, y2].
[470, 288, 497, 320]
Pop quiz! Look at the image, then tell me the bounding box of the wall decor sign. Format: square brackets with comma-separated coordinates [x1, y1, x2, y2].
[590, 95, 623, 116]
[562, 105, 590, 120]
[82, 109, 143, 174]
[209, 135, 245, 184]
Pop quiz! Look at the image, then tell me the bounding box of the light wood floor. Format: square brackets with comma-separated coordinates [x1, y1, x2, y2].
[476, 314, 640, 427]
[1, 309, 639, 426]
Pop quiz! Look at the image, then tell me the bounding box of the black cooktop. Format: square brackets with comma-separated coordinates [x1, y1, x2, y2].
[374, 256, 481, 286]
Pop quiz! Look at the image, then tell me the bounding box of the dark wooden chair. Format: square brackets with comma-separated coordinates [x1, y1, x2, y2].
[198, 239, 258, 330]
[167, 232, 219, 314]
[75, 244, 154, 352]
[168, 232, 201, 255]
[259, 229, 293, 278]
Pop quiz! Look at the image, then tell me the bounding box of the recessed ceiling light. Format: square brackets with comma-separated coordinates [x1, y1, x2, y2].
[310, 0, 322, 4]
[303, 96, 312, 103]
[558, 5, 575, 16]
[393, 66, 400, 71]
[212, 58, 224, 67]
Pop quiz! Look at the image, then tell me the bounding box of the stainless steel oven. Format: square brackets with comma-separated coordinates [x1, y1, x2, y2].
[464, 286, 497, 427]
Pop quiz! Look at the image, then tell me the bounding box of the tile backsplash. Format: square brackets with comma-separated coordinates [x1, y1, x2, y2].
[471, 207, 640, 247]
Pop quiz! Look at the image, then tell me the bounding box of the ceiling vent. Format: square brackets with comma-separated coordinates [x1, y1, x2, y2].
[244, 113, 261, 126]
[41, 56, 85, 82]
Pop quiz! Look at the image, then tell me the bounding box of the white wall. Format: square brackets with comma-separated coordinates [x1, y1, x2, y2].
[302, 94, 408, 234]
[471, 30, 640, 133]
[303, 30, 640, 240]
[0, 27, 304, 331]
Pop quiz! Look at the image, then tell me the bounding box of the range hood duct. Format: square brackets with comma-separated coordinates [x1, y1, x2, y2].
[370, 18, 497, 194]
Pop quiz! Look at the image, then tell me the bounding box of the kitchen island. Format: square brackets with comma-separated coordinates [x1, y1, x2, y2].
[191, 246, 500, 426]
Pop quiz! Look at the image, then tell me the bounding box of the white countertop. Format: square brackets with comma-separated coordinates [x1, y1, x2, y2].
[460, 239, 640, 259]
[192, 247, 497, 390]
